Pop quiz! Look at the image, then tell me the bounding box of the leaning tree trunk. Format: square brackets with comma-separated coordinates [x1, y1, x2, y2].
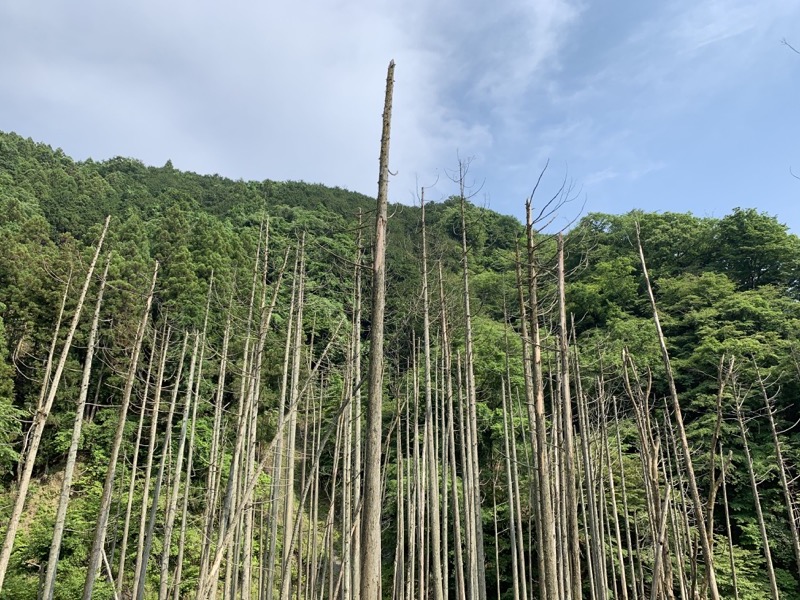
[0, 216, 110, 594]
[756, 361, 800, 579]
[360, 58, 394, 600]
[134, 333, 188, 600]
[131, 324, 172, 600]
[636, 227, 720, 600]
[734, 387, 780, 600]
[41, 253, 111, 600]
[84, 259, 157, 600]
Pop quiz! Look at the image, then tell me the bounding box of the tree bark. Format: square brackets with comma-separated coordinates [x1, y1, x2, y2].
[636, 228, 720, 600]
[0, 216, 110, 594]
[84, 257, 157, 600]
[41, 253, 111, 600]
[360, 59, 394, 600]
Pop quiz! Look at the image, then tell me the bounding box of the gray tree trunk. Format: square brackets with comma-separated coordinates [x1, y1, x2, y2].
[41, 253, 111, 600]
[84, 257, 157, 600]
[360, 59, 394, 600]
[0, 216, 110, 594]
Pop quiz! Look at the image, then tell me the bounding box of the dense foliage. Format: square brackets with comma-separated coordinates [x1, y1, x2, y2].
[2, 130, 800, 598]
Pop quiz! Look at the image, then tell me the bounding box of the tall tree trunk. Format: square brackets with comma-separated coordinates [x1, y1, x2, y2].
[514, 244, 545, 600]
[174, 289, 212, 600]
[756, 360, 800, 579]
[136, 333, 189, 600]
[41, 253, 111, 600]
[439, 265, 466, 600]
[420, 194, 445, 600]
[734, 385, 780, 600]
[557, 233, 581, 600]
[506, 384, 529, 600]
[197, 306, 231, 594]
[195, 320, 343, 600]
[602, 396, 628, 600]
[720, 446, 739, 600]
[281, 237, 306, 600]
[501, 383, 521, 600]
[84, 259, 157, 600]
[575, 361, 605, 600]
[0, 216, 110, 594]
[158, 333, 201, 600]
[360, 59, 394, 600]
[635, 227, 720, 600]
[115, 331, 154, 597]
[132, 324, 172, 600]
[524, 201, 558, 600]
[706, 357, 734, 553]
[459, 165, 487, 600]
[611, 392, 638, 600]
[352, 211, 364, 600]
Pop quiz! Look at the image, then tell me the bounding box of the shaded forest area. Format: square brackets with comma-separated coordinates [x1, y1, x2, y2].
[2, 122, 800, 600]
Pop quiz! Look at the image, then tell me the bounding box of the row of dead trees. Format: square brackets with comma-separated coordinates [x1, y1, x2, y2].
[1, 61, 800, 600]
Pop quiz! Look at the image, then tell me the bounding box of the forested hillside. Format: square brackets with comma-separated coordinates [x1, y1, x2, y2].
[2, 128, 800, 599]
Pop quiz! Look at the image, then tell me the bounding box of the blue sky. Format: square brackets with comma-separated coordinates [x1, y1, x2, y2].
[1, 0, 799, 231]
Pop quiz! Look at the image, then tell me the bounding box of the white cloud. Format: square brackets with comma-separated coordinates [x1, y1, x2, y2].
[2, 0, 798, 230]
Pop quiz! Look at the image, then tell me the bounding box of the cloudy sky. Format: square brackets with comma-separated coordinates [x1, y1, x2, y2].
[2, 0, 799, 230]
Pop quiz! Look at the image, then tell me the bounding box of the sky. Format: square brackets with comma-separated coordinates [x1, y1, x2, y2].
[1, 0, 799, 232]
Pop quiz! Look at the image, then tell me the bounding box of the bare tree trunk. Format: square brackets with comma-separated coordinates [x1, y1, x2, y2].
[42, 253, 111, 600]
[352, 211, 364, 600]
[132, 324, 171, 600]
[756, 361, 800, 579]
[574, 353, 605, 600]
[459, 167, 486, 600]
[197, 307, 231, 593]
[135, 333, 189, 600]
[115, 330, 154, 597]
[513, 243, 545, 600]
[650, 484, 672, 600]
[557, 233, 581, 600]
[393, 393, 405, 600]
[720, 446, 739, 600]
[706, 357, 733, 552]
[524, 201, 558, 600]
[0, 216, 110, 594]
[420, 194, 445, 600]
[611, 393, 638, 600]
[158, 333, 201, 600]
[635, 227, 720, 600]
[281, 238, 306, 600]
[266, 251, 299, 600]
[360, 59, 394, 600]
[575, 464, 595, 600]
[734, 384, 780, 600]
[343, 314, 355, 600]
[492, 471, 502, 600]
[85, 258, 157, 600]
[507, 385, 529, 600]
[602, 396, 628, 600]
[413, 344, 426, 600]
[502, 382, 521, 600]
[222, 229, 266, 600]
[23, 268, 70, 478]
[440, 265, 466, 600]
[174, 291, 211, 600]
[195, 320, 344, 600]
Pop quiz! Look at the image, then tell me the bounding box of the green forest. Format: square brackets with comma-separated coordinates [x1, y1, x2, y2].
[2, 113, 800, 600]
